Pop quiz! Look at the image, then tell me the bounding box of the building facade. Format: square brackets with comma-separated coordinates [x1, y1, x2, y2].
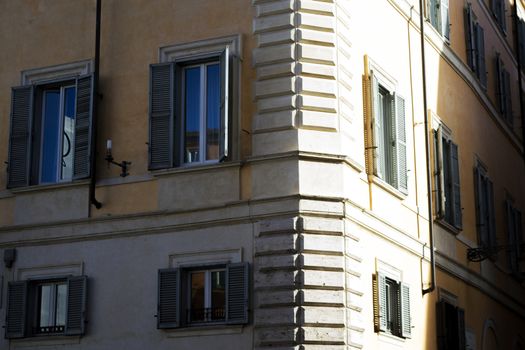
[0, 0, 524, 349]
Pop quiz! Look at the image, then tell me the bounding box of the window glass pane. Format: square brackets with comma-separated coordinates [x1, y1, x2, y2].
[190, 271, 205, 322]
[61, 87, 76, 180]
[55, 283, 67, 326]
[184, 67, 201, 163]
[206, 63, 220, 161]
[443, 140, 452, 223]
[39, 285, 53, 327]
[210, 270, 226, 320]
[41, 91, 61, 183]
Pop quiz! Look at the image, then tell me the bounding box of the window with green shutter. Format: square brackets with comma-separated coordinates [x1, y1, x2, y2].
[474, 163, 497, 255]
[5, 276, 88, 339]
[465, 4, 487, 88]
[366, 67, 408, 194]
[490, 0, 506, 33]
[373, 273, 411, 339]
[428, 0, 450, 40]
[495, 54, 513, 126]
[506, 198, 524, 279]
[158, 262, 249, 329]
[433, 124, 462, 231]
[7, 74, 94, 189]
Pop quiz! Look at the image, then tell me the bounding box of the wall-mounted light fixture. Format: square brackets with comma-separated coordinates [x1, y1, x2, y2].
[467, 243, 525, 262]
[105, 139, 131, 177]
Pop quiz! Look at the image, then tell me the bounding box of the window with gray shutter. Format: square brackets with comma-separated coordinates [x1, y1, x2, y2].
[465, 4, 476, 71]
[7, 73, 94, 188]
[158, 263, 249, 329]
[476, 24, 487, 88]
[157, 268, 180, 329]
[5, 281, 28, 339]
[7, 86, 33, 189]
[441, 0, 450, 39]
[149, 47, 235, 170]
[65, 276, 88, 335]
[226, 262, 249, 324]
[395, 94, 407, 194]
[450, 143, 462, 229]
[6, 277, 87, 339]
[73, 75, 94, 180]
[400, 283, 411, 338]
[149, 63, 175, 170]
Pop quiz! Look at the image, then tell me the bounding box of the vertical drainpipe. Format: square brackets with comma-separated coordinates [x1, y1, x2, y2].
[89, 0, 102, 212]
[514, 2, 525, 170]
[419, 0, 436, 295]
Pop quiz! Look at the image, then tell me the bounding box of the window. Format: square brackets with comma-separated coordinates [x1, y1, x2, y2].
[495, 53, 513, 125]
[433, 125, 462, 230]
[428, 0, 450, 40]
[505, 199, 524, 277]
[149, 36, 239, 170]
[474, 163, 497, 254]
[157, 262, 249, 329]
[436, 299, 466, 350]
[372, 273, 411, 338]
[7, 74, 94, 188]
[465, 3, 487, 88]
[364, 66, 408, 193]
[490, 0, 506, 33]
[5, 276, 87, 339]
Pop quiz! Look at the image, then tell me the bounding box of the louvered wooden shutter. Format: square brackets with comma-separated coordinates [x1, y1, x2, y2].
[457, 307, 466, 350]
[5, 281, 28, 339]
[7, 86, 33, 188]
[441, 0, 450, 39]
[377, 273, 387, 332]
[487, 179, 497, 252]
[158, 268, 180, 329]
[495, 54, 504, 113]
[226, 262, 249, 324]
[65, 276, 87, 335]
[149, 63, 174, 170]
[400, 283, 411, 338]
[436, 128, 446, 218]
[429, 0, 439, 30]
[371, 74, 383, 178]
[219, 46, 230, 162]
[363, 74, 373, 175]
[494, 0, 506, 32]
[506, 200, 518, 272]
[465, 4, 475, 71]
[474, 167, 488, 247]
[477, 24, 487, 88]
[395, 94, 408, 193]
[503, 69, 512, 125]
[436, 301, 447, 350]
[450, 142, 462, 229]
[73, 75, 94, 180]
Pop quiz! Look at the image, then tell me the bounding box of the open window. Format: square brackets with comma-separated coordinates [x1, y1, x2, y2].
[363, 59, 408, 194]
[7, 74, 94, 189]
[157, 262, 249, 329]
[433, 123, 462, 231]
[5, 276, 87, 339]
[149, 36, 239, 170]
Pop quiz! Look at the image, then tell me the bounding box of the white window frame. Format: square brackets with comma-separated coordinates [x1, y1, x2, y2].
[158, 35, 241, 166]
[38, 84, 77, 184]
